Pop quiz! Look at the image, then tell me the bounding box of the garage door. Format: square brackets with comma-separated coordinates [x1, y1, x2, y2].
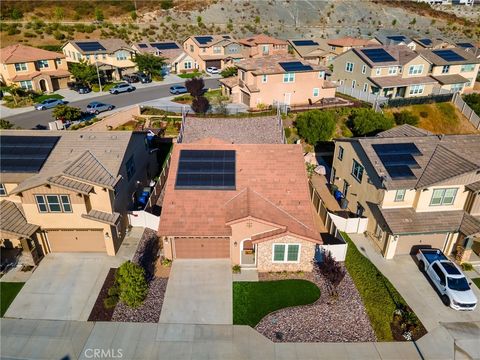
[241, 91, 250, 107]
[206, 60, 221, 68]
[174, 237, 230, 259]
[395, 233, 447, 255]
[46, 229, 106, 253]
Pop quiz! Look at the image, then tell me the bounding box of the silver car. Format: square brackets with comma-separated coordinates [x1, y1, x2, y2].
[34, 98, 67, 110]
[86, 101, 114, 114]
[109, 82, 136, 94]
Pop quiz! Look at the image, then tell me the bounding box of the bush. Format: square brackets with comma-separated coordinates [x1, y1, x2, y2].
[191, 96, 210, 114]
[220, 67, 238, 78]
[185, 77, 205, 97]
[419, 111, 429, 118]
[115, 261, 148, 308]
[232, 265, 241, 274]
[463, 93, 480, 116]
[295, 110, 336, 145]
[349, 108, 394, 136]
[461, 262, 474, 271]
[284, 127, 291, 139]
[52, 105, 82, 122]
[393, 110, 419, 126]
[317, 250, 346, 297]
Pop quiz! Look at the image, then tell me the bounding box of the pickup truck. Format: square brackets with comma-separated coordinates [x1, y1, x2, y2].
[417, 249, 477, 311]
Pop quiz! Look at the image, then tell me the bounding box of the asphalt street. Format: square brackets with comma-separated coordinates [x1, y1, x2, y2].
[3, 78, 220, 129]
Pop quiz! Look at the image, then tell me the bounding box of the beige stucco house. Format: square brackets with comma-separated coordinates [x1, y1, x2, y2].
[62, 39, 136, 80]
[238, 34, 289, 58]
[326, 36, 376, 55]
[220, 54, 336, 109]
[0, 131, 158, 266]
[331, 125, 480, 260]
[0, 44, 70, 93]
[288, 38, 335, 66]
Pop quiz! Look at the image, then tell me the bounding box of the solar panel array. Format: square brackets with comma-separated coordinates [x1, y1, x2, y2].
[76, 41, 106, 52]
[386, 35, 406, 42]
[195, 36, 214, 45]
[457, 42, 474, 48]
[138, 43, 148, 48]
[292, 40, 319, 46]
[222, 35, 231, 39]
[278, 61, 313, 72]
[372, 143, 423, 180]
[432, 49, 465, 62]
[361, 48, 396, 63]
[418, 38, 432, 46]
[175, 150, 236, 190]
[151, 42, 179, 50]
[0, 136, 60, 173]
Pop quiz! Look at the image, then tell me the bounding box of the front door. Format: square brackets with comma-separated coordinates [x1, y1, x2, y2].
[284, 93, 292, 105]
[39, 79, 48, 92]
[396, 87, 406, 98]
[240, 239, 255, 266]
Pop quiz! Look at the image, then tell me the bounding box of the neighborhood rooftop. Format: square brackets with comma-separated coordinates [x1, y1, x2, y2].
[0, 44, 65, 64]
[236, 54, 326, 74]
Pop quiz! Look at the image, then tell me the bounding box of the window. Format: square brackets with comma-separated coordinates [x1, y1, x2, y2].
[318, 71, 325, 79]
[343, 180, 350, 196]
[441, 65, 450, 74]
[283, 72, 295, 83]
[465, 78, 473, 87]
[37, 60, 49, 69]
[363, 83, 368, 92]
[351, 159, 364, 182]
[116, 51, 127, 60]
[228, 46, 239, 54]
[77, 53, 82, 60]
[262, 74, 268, 83]
[272, 244, 300, 262]
[408, 64, 423, 75]
[330, 46, 336, 51]
[19, 80, 33, 90]
[56, 59, 62, 65]
[352, 80, 356, 88]
[375, 223, 384, 240]
[375, 68, 381, 76]
[409, 84, 424, 95]
[345, 62, 354, 72]
[394, 189, 406, 202]
[432, 263, 446, 286]
[461, 64, 475, 72]
[388, 66, 397, 75]
[85, 55, 91, 60]
[356, 203, 365, 217]
[451, 83, 464, 92]
[213, 46, 222, 54]
[126, 155, 136, 181]
[0, 184, 6, 196]
[313, 88, 319, 97]
[338, 146, 344, 160]
[430, 188, 457, 206]
[102, 54, 107, 60]
[35, 195, 72, 213]
[190, 45, 194, 52]
[361, 65, 366, 74]
[184, 61, 192, 69]
[14, 63, 27, 71]
[94, 54, 99, 60]
[240, 70, 245, 81]
[262, 45, 269, 54]
[330, 167, 336, 184]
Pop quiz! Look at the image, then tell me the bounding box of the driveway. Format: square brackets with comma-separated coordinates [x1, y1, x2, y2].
[4, 253, 117, 321]
[349, 234, 480, 331]
[159, 259, 232, 325]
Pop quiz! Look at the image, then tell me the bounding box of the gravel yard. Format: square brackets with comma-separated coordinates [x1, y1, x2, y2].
[255, 268, 376, 343]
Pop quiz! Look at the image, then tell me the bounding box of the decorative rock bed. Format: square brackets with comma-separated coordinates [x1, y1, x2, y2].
[255, 268, 376, 343]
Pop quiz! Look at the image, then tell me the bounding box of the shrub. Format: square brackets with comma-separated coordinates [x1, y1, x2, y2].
[52, 105, 82, 122]
[284, 127, 291, 139]
[220, 66, 238, 78]
[393, 110, 419, 126]
[349, 108, 394, 136]
[295, 110, 336, 145]
[53, 31, 65, 40]
[232, 265, 241, 274]
[160, 0, 174, 10]
[103, 282, 120, 309]
[191, 96, 210, 114]
[115, 261, 148, 308]
[419, 111, 428, 118]
[0, 119, 15, 129]
[461, 262, 474, 271]
[463, 93, 480, 116]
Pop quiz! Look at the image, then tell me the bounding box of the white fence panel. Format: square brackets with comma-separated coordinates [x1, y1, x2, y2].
[328, 212, 368, 234]
[336, 85, 388, 104]
[128, 211, 159, 231]
[318, 243, 347, 262]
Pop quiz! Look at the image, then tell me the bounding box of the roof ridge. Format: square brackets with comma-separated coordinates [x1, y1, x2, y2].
[63, 150, 116, 182]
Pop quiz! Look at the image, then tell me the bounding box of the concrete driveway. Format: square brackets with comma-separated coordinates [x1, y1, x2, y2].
[159, 259, 232, 325]
[349, 234, 480, 331]
[4, 253, 116, 321]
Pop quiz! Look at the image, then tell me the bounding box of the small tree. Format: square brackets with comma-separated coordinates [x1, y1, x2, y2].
[317, 250, 346, 297]
[95, 7, 104, 22]
[185, 77, 205, 97]
[1, 84, 24, 106]
[295, 110, 336, 145]
[70, 60, 98, 87]
[220, 66, 238, 78]
[133, 53, 166, 78]
[52, 105, 82, 122]
[192, 96, 210, 114]
[115, 261, 148, 308]
[393, 110, 419, 126]
[0, 119, 14, 129]
[349, 108, 394, 136]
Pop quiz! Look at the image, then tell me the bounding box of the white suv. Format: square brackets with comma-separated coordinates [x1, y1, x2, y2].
[206, 66, 220, 74]
[109, 83, 136, 94]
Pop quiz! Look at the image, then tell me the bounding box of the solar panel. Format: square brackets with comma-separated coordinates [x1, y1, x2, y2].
[151, 42, 179, 50]
[377, 154, 420, 168]
[372, 143, 423, 180]
[76, 41, 106, 52]
[432, 49, 465, 62]
[0, 135, 60, 173]
[457, 42, 474, 48]
[361, 48, 396, 63]
[138, 43, 148, 48]
[386, 35, 406, 42]
[384, 165, 416, 180]
[372, 143, 422, 156]
[278, 61, 313, 72]
[441, 262, 461, 275]
[292, 40, 319, 46]
[222, 35, 231, 39]
[175, 150, 236, 190]
[195, 36, 214, 45]
[419, 38, 432, 46]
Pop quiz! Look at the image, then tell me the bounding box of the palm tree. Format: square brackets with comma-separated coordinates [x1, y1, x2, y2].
[1, 83, 23, 106]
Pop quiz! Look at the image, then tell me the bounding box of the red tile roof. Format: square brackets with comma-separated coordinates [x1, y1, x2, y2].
[238, 34, 288, 47]
[1, 44, 65, 64]
[158, 142, 320, 243]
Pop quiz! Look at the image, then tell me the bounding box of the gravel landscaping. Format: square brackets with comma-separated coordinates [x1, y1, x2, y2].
[255, 268, 376, 343]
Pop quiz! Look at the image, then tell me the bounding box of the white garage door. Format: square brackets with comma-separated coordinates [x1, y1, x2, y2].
[46, 229, 106, 253]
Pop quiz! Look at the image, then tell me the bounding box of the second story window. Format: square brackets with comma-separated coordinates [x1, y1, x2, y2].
[338, 146, 344, 160]
[394, 189, 406, 202]
[345, 62, 354, 72]
[461, 64, 475, 72]
[361, 65, 366, 74]
[262, 45, 269, 54]
[35, 195, 72, 213]
[116, 51, 127, 61]
[126, 155, 136, 181]
[313, 88, 319, 96]
[14, 63, 27, 72]
[56, 59, 62, 65]
[318, 71, 325, 79]
[190, 45, 194, 52]
[213, 46, 222, 54]
[375, 68, 381, 76]
[37, 60, 49, 69]
[283, 72, 295, 83]
[351, 159, 364, 183]
[0, 184, 7, 196]
[408, 64, 423, 75]
[441, 65, 450, 74]
[430, 188, 457, 206]
[388, 66, 397, 75]
[262, 74, 267, 83]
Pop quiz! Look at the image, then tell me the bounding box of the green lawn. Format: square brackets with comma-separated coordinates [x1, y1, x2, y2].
[1, 282, 24, 317]
[342, 233, 422, 341]
[472, 278, 480, 289]
[233, 280, 320, 327]
[178, 72, 203, 79]
[35, 93, 64, 102]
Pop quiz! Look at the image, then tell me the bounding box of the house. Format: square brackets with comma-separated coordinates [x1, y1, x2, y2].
[326, 36, 376, 55]
[288, 38, 335, 65]
[0, 131, 158, 266]
[62, 39, 136, 80]
[158, 139, 322, 271]
[0, 44, 70, 92]
[220, 54, 336, 109]
[183, 35, 244, 71]
[332, 45, 439, 98]
[374, 34, 416, 49]
[238, 34, 288, 58]
[331, 125, 480, 260]
[419, 47, 480, 93]
[131, 41, 196, 74]
[412, 37, 452, 50]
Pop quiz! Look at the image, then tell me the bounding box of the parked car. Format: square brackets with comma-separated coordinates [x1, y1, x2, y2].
[86, 101, 114, 114]
[109, 83, 136, 94]
[417, 248, 477, 311]
[206, 66, 220, 74]
[134, 72, 152, 83]
[70, 82, 91, 94]
[169, 85, 188, 95]
[122, 74, 140, 83]
[34, 98, 67, 110]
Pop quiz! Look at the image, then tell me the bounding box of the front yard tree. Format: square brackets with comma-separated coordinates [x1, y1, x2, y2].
[69, 60, 98, 87]
[133, 53, 166, 78]
[220, 66, 238, 78]
[185, 77, 205, 97]
[192, 96, 210, 114]
[317, 250, 346, 297]
[1, 84, 24, 106]
[52, 105, 82, 122]
[116, 261, 148, 308]
[295, 109, 336, 145]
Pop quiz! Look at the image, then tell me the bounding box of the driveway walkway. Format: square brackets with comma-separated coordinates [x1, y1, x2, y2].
[159, 259, 232, 325]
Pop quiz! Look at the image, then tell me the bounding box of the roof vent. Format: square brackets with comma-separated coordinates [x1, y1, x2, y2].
[111, 135, 117, 140]
[89, 135, 96, 140]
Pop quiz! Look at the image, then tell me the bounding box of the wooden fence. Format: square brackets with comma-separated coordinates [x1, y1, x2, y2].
[452, 92, 480, 130]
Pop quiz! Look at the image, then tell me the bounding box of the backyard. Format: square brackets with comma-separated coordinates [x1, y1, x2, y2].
[1, 282, 25, 317]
